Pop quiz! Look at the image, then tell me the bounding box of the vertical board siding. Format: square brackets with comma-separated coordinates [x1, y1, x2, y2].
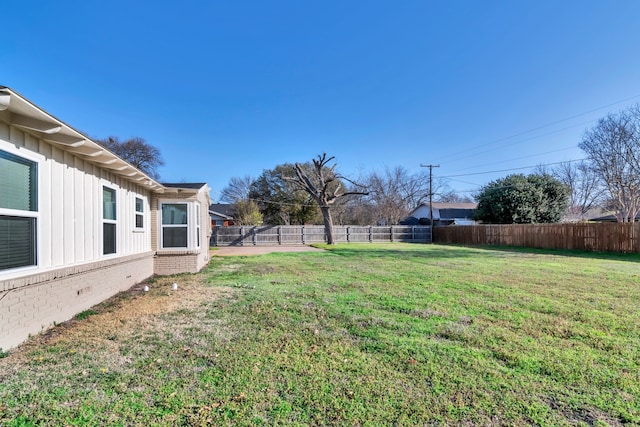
[0, 125, 153, 276]
[74, 156, 86, 263]
[433, 223, 640, 253]
[63, 150, 75, 264]
[51, 145, 65, 266]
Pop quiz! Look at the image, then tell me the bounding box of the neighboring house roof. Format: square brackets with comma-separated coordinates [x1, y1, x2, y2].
[431, 202, 478, 210]
[562, 207, 610, 223]
[0, 86, 174, 193]
[591, 213, 640, 222]
[209, 203, 234, 220]
[209, 203, 234, 216]
[408, 202, 478, 220]
[438, 208, 476, 219]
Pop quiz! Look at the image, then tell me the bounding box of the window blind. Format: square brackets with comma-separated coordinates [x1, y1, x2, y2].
[0, 216, 36, 270]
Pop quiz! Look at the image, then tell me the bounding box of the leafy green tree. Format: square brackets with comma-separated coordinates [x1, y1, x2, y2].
[232, 200, 263, 225]
[474, 174, 569, 224]
[249, 163, 320, 225]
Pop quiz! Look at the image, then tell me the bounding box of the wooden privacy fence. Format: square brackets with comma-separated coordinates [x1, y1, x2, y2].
[211, 225, 432, 246]
[434, 222, 640, 253]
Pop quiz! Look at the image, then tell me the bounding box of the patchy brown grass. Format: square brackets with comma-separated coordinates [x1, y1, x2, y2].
[0, 273, 236, 376]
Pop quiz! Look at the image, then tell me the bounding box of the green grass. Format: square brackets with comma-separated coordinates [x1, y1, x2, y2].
[74, 309, 99, 320]
[1, 243, 639, 426]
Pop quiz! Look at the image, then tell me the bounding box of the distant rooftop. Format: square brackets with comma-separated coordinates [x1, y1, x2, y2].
[431, 202, 478, 209]
[209, 203, 234, 217]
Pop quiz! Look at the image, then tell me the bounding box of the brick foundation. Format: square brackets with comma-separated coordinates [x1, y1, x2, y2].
[0, 252, 154, 351]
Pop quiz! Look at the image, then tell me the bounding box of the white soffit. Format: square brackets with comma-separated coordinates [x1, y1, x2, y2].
[0, 87, 165, 191]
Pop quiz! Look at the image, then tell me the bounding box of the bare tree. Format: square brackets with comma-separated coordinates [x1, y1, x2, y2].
[284, 153, 367, 244]
[96, 136, 164, 179]
[220, 175, 254, 203]
[435, 188, 474, 203]
[550, 161, 605, 217]
[579, 105, 640, 222]
[339, 192, 377, 225]
[361, 166, 432, 225]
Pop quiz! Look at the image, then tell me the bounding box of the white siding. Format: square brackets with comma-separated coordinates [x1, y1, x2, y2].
[0, 121, 152, 280]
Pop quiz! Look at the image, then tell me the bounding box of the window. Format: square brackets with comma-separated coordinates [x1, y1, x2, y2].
[135, 197, 144, 229]
[196, 203, 201, 247]
[103, 187, 117, 254]
[0, 150, 38, 271]
[161, 203, 188, 248]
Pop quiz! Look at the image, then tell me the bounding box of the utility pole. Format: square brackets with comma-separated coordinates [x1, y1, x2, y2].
[420, 164, 440, 242]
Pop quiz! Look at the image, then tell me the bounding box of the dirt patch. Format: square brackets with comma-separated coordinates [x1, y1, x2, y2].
[0, 273, 235, 368]
[210, 245, 324, 257]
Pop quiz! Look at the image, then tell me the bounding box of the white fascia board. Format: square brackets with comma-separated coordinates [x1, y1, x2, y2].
[1, 86, 165, 191]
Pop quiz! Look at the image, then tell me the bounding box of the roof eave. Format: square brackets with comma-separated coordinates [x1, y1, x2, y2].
[0, 86, 165, 192]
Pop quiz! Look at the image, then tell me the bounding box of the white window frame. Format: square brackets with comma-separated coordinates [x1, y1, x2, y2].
[160, 201, 190, 249]
[134, 196, 145, 230]
[102, 184, 118, 256]
[196, 203, 201, 248]
[0, 146, 40, 273]
[159, 200, 203, 250]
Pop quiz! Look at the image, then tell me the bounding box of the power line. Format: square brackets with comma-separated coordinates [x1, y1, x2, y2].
[445, 145, 578, 174]
[420, 164, 440, 232]
[440, 158, 586, 179]
[433, 93, 640, 164]
[446, 177, 484, 187]
[438, 119, 595, 165]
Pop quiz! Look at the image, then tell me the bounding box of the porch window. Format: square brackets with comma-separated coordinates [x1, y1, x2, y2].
[103, 186, 117, 254]
[161, 203, 188, 248]
[0, 149, 38, 271]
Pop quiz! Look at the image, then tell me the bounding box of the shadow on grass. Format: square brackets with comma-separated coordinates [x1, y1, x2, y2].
[438, 243, 640, 263]
[312, 242, 640, 264]
[317, 243, 480, 261]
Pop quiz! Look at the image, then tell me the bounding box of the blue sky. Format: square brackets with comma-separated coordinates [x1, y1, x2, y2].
[3, 1, 640, 201]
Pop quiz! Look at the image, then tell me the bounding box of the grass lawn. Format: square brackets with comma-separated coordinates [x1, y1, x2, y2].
[1, 243, 639, 426]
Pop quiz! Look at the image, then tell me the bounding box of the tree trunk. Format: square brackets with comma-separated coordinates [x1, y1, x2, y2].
[321, 206, 335, 244]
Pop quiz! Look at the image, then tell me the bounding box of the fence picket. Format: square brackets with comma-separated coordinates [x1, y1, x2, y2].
[433, 223, 640, 253]
[211, 225, 432, 246]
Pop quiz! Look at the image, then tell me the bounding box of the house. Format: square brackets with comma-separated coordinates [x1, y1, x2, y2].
[590, 212, 640, 222]
[209, 203, 235, 226]
[0, 86, 211, 350]
[406, 202, 478, 226]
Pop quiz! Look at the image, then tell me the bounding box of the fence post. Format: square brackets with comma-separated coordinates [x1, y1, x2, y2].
[412, 226, 415, 243]
[240, 227, 244, 246]
[347, 226, 350, 242]
[369, 226, 373, 242]
[302, 226, 306, 244]
[278, 226, 282, 245]
[390, 226, 394, 242]
[252, 227, 257, 245]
